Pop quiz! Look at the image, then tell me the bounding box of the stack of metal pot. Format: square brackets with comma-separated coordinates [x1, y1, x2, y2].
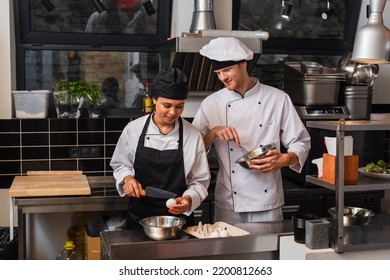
[338, 52, 379, 120]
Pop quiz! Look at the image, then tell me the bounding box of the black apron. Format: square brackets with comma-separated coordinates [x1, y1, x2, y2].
[126, 114, 194, 229]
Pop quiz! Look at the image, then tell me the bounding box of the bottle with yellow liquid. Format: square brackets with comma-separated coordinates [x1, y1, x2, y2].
[56, 240, 83, 260]
[143, 81, 153, 114]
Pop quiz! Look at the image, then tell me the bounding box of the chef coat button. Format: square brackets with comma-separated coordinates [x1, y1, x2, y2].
[264, 189, 268, 193]
[259, 124, 262, 127]
[232, 170, 235, 173]
[234, 192, 237, 195]
[260, 144, 263, 147]
[258, 101, 261, 104]
[146, 137, 150, 140]
[228, 104, 231, 107]
[230, 148, 233, 151]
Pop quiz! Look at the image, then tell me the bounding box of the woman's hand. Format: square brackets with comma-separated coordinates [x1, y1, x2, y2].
[122, 175, 143, 198]
[167, 195, 192, 215]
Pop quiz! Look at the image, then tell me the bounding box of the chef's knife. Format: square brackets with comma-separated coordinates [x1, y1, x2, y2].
[140, 186, 177, 199]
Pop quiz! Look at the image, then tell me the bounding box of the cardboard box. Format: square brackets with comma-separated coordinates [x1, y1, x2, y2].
[85, 232, 101, 260]
[321, 153, 359, 185]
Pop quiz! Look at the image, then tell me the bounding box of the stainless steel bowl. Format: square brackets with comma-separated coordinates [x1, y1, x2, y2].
[235, 143, 277, 169]
[328, 206, 374, 226]
[139, 215, 186, 241]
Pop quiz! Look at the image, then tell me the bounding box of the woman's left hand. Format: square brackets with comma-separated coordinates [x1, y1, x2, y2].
[167, 195, 191, 215]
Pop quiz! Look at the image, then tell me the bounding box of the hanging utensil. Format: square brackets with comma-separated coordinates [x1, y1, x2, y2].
[355, 63, 372, 86]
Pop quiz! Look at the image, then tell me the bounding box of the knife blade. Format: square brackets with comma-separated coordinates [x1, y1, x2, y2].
[140, 186, 177, 199]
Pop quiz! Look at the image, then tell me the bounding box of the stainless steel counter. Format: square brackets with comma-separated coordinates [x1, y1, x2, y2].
[100, 221, 293, 260]
[13, 175, 386, 259]
[13, 176, 128, 259]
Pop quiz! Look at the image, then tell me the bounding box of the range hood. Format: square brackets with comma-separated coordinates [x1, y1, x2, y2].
[161, 31, 268, 92]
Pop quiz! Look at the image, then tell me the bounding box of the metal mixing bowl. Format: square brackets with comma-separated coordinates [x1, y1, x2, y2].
[235, 143, 277, 169]
[139, 215, 186, 241]
[328, 206, 374, 226]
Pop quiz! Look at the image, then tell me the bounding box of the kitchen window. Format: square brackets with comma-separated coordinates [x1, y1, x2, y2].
[14, 0, 171, 114]
[24, 49, 160, 110]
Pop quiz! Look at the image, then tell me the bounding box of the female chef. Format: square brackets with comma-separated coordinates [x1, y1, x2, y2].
[110, 67, 210, 229]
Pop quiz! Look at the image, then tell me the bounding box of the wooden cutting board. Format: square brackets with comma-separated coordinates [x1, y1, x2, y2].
[9, 174, 91, 197]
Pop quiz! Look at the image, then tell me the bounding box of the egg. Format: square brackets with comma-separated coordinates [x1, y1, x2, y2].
[166, 198, 177, 208]
[219, 229, 229, 237]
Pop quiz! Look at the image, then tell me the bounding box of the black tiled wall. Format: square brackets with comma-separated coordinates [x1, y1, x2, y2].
[0, 118, 135, 188]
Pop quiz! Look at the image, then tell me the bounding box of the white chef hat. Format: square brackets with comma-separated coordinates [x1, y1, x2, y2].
[200, 37, 254, 70]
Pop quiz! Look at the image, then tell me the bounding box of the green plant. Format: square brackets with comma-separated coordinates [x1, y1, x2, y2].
[84, 83, 102, 105]
[53, 80, 102, 105]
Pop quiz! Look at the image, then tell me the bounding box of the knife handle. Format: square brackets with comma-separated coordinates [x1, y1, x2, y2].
[140, 189, 146, 196]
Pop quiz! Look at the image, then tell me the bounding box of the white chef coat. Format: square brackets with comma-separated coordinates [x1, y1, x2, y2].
[192, 78, 311, 213]
[110, 114, 211, 215]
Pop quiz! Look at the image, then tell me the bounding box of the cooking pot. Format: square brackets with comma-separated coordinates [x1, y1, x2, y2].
[283, 61, 345, 106]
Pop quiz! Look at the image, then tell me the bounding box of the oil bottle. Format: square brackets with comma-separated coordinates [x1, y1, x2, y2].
[66, 212, 86, 259]
[56, 240, 83, 260]
[143, 81, 153, 114]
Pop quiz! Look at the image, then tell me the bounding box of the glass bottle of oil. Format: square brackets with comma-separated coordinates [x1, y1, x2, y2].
[143, 82, 153, 114]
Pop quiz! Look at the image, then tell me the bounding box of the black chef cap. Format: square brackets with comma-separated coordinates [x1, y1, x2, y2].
[151, 68, 188, 100]
[209, 59, 246, 71]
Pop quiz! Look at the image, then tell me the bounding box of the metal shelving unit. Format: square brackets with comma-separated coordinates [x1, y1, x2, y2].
[306, 119, 390, 253]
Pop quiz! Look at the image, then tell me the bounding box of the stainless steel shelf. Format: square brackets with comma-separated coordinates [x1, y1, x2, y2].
[306, 120, 390, 131]
[304, 120, 390, 253]
[306, 174, 390, 192]
[328, 214, 390, 252]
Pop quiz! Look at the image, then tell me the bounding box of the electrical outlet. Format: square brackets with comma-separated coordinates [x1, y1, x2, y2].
[69, 147, 79, 158]
[69, 146, 100, 158]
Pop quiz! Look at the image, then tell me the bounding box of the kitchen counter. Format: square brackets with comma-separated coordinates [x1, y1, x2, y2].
[10, 175, 383, 259]
[101, 221, 293, 260]
[12, 176, 128, 259]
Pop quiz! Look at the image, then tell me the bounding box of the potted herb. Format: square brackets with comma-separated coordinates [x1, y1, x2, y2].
[53, 80, 102, 118]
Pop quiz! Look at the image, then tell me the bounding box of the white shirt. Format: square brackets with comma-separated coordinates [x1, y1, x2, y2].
[110, 114, 210, 214]
[192, 79, 311, 213]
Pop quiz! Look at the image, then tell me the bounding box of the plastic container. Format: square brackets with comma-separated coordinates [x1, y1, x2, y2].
[106, 216, 126, 231]
[56, 240, 83, 260]
[12, 90, 50, 119]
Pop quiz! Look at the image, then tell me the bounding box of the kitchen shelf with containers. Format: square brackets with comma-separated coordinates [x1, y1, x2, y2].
[305, 119, 390, 253]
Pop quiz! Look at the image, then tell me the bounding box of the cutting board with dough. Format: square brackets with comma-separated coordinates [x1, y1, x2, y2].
[9, 172, 91, 197]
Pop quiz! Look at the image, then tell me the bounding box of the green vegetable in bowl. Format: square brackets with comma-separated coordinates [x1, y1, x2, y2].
[354, 209, 366, 217]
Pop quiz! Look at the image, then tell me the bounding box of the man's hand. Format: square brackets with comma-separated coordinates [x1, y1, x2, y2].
[204, 126, 240, 149]
[248, 150, 298, 173]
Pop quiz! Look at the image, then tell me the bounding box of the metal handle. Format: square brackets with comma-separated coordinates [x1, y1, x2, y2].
[282, 205, 300, 213]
